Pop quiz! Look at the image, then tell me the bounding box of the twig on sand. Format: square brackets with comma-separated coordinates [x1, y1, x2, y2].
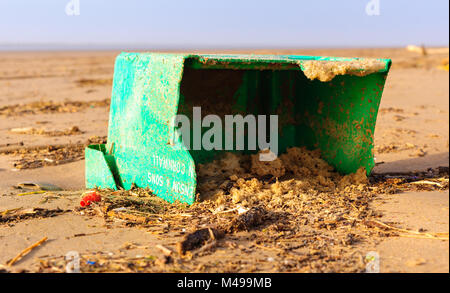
[0, 207, 22, 216]
[398, 233, 449, 240]
[156, 244, 173, 256]
[410, 180, 443, 187]
[366, 219, 449, 240]
[6, 237, 48, 266]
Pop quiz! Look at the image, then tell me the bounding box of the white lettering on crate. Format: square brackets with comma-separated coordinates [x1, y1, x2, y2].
[151, 154, 186, 175]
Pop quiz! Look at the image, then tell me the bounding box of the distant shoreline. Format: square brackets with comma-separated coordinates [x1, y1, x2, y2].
[0, 43, 448, 52]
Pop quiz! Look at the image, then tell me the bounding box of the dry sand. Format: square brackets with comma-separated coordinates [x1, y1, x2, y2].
[0, 48, 448, 273]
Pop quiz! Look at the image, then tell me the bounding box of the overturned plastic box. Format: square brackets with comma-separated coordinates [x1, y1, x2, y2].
[85, 53, 392, 204]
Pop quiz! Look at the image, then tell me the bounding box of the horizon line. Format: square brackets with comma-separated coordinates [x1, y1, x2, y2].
[0, 42, 449, 52]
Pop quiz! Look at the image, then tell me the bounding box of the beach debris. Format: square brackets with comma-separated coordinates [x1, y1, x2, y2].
[406, 44, 428, 56]
[177, 227, 225, 256]
[0, 207, 23, 216]
[0, 99, 110, 117]
[80, 190, 102, 207]
[39, 194, 62, 204]
[156, 244, 173, 256]
[378, 107, 405, 114]
[226, 206, 267, 233]
[374, 142, 417, 154]
[72, 147, 448, 272]
[405, 258, 426, 267]
[177, 207, 267, 255]
[362, 219, 449, 240]
[406, 45, 449, 55]
[17, 190, 47, 196]
[37, 251, 161, 273]
[65, 232, 106, 239]
[0, 208, 70, 223]
[16, 182, 62, 191]
[438, 57, 449, 71]
[371, 166, 448, 185]
[0, 136, 107, 170]
[0, 142, 24, 148]
[410, 180, 444, 188]
[76, 78, 112, 87]
[437, 166, 449, 175]
[0, 264, 9, 273]
[6, 237, 48, 266]
[9, 127, 34, 134]
[106, 209, 149, 224]
[410, 148, 427, 157]
[9, 126, 83, 136]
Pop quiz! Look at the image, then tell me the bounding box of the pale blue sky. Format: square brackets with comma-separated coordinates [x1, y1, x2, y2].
[0, 0, 448, 49]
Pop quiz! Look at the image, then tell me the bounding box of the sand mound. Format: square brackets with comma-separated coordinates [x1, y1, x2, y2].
[197, 147, 368, 209]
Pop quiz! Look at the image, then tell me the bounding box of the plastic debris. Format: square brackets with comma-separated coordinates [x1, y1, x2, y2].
[17, 182, 62, 191]
[80, 190, 102, 207]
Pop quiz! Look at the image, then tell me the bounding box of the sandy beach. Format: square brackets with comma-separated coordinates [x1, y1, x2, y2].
[0, 48, 448, 273]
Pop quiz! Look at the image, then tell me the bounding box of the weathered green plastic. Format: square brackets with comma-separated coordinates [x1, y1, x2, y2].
[85, 53, 392, 204]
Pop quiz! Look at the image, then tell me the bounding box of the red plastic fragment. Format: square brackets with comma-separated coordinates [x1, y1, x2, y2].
[80, 190, 101, 207]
